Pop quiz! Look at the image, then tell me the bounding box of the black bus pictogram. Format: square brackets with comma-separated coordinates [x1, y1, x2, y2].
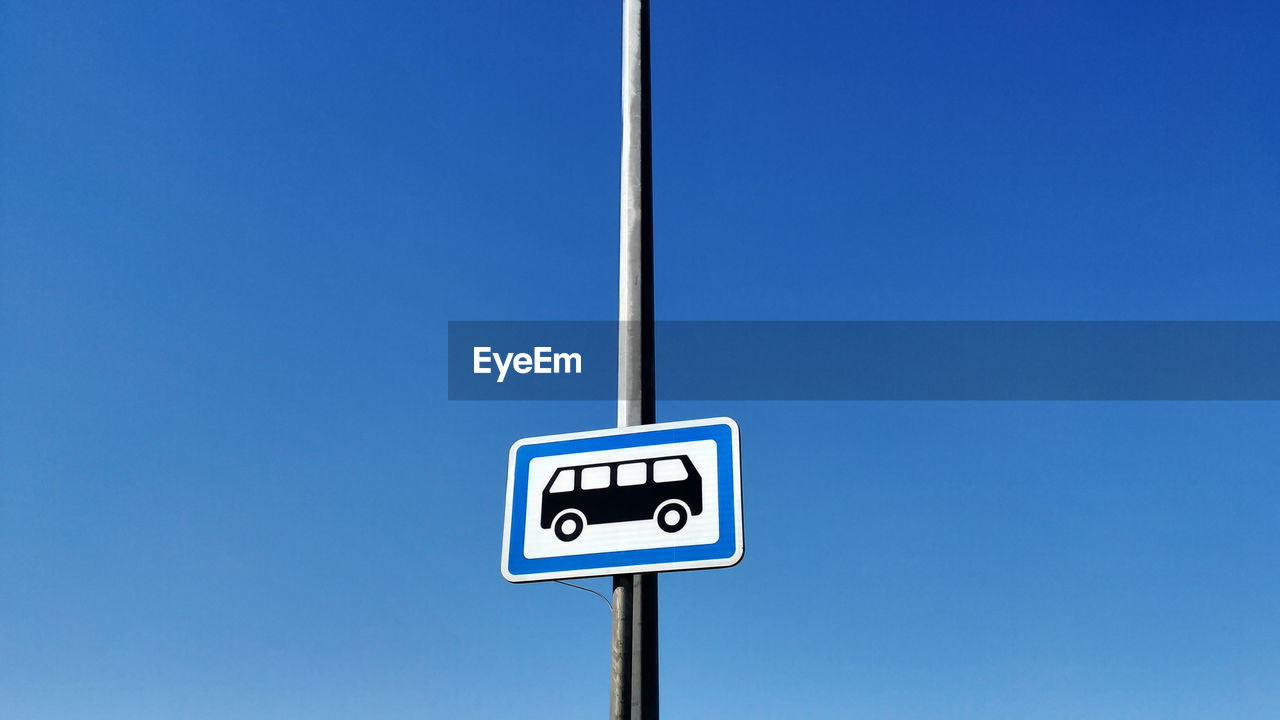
[540, 454, 703, 541]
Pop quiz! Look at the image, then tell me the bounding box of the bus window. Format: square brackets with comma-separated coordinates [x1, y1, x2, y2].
[548, 468, 574, 493]
[617, 462, 646, 486]
[581, 465, 611, 490]
[653, 458, 688, 483]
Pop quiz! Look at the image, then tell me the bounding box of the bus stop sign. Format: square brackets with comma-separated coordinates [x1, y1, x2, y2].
[501, 417, 743, 582]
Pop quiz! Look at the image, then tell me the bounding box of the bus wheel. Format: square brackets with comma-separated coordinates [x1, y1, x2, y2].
[655, 501, 689, 533]
[553, 510, 586, 542]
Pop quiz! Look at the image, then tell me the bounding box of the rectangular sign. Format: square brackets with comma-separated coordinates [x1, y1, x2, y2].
[501, 417, 743, 582]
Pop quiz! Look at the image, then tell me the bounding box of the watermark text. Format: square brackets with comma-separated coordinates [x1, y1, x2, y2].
[473, 346, 583, 383]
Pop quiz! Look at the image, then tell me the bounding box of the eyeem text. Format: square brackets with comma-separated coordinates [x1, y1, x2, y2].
[473, 346, 583, 383]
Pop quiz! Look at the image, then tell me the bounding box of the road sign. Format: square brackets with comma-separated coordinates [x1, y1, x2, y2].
[501, 417, 743, 583]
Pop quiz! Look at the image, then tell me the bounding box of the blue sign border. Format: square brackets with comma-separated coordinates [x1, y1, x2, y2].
[503, 419, 741, 581]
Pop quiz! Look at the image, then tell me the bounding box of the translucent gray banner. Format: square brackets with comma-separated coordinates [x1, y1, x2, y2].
[448, 322, 1280, 400]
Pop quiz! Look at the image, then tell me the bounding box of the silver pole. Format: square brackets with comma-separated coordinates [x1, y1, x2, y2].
[612, 0, 657, 719]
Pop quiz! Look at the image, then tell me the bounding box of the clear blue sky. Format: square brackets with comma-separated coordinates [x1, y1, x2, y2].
[3, 2, 1279, 718]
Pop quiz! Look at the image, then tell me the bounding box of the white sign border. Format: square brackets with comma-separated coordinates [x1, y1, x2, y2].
[501, 417, 743, 583]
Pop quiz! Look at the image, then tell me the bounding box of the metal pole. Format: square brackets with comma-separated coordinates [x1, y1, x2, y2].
[612, 0, 657, 719]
